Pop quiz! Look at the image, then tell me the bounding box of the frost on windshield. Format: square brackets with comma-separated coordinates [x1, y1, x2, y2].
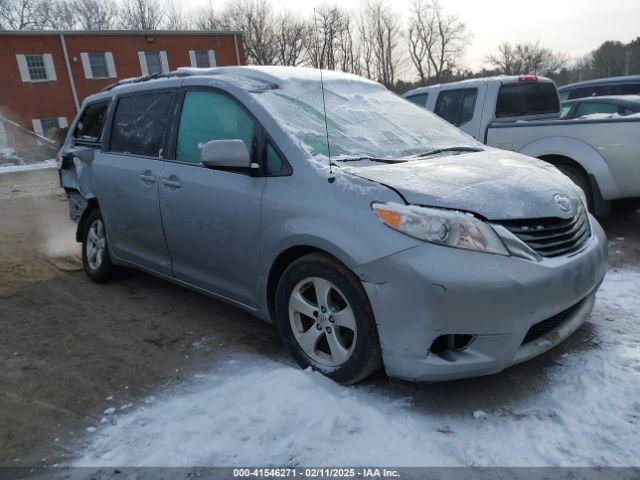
[250, 73, 480, 160]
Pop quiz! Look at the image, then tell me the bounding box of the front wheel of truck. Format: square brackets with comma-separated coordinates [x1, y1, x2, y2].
[82, 209, 116, 283]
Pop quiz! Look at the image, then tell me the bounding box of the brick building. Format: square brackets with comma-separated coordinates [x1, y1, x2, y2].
[0, 30, 245, 140]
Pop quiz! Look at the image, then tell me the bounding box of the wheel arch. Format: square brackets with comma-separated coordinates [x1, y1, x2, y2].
[518, 136, 618, 200]
[265, 244, 357, 323]
[76, 197, 100, 242]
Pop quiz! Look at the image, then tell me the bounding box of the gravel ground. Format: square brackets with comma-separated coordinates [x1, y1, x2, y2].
[0, 169, 638, 467]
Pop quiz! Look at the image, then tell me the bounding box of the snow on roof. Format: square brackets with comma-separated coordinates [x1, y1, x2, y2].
[176, 66, 384, 92]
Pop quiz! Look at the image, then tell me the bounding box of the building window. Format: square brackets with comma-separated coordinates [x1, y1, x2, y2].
[81, 52, 116, 79]
[139, 51, 168, 76]
[89, 53, 108, 78]
[26, 55, 48, 80]
[32, 117, 67, 140]
[189, 50, 216, 68]
[16, 53, 57, 83]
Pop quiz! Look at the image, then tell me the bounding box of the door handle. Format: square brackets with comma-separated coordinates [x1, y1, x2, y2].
[161, 179, 181, 189]
[139, 174, 157, 184]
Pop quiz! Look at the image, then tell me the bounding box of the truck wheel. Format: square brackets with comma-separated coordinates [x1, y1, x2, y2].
[275, 253, 382, 384]
[556, 165, 594, 212]
[82, 209, 116, 283]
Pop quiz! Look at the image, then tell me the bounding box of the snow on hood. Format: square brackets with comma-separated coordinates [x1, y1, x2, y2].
[344, 150, 583, 221]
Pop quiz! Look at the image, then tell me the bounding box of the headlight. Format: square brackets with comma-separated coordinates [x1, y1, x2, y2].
[372, 202, 509, 255]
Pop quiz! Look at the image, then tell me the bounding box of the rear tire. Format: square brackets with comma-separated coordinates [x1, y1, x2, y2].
[82, 209, 116, 283]
[555, 164, 594, 212]
[275, 253, 381, 384]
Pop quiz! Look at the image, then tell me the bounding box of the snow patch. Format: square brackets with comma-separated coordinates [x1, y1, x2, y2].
[0, 159, 56, 174]
[75, 268, 640, 467]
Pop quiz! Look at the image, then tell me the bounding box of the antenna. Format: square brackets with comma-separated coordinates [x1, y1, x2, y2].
[313, 8, 335, 183]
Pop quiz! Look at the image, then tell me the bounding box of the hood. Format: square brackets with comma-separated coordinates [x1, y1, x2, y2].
[344, 150, 583, 220]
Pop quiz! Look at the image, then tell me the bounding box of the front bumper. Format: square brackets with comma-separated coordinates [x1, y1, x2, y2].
[357, 215, 608, 381]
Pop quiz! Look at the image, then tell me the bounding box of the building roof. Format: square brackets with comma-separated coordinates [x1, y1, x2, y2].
[0, 29, 243, 36]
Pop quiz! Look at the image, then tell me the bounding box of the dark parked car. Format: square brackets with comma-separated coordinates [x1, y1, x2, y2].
[558, 75, 640, 101]
[560, 95, 640, 119]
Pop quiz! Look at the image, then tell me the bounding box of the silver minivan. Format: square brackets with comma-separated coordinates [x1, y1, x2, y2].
[59, 67, 607, 384]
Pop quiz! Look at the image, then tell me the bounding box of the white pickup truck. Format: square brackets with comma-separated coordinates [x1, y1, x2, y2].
[403, 76, 640, 214]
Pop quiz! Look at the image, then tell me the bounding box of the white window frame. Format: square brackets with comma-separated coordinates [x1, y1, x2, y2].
[138, 51, 168, 76]
[32, 117, 67, 138]
[189, 50, 217, 68]
[16, 53, 57, 83]
[80, 52, 117, 79]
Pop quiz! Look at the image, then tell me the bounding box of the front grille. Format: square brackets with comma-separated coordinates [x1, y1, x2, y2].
[495, 204, 591, 258]
[521, 300, 583, 345]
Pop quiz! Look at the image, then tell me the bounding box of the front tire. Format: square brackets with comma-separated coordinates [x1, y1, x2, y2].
[275, 253, 381, 384]
[82, 209, 116, 283]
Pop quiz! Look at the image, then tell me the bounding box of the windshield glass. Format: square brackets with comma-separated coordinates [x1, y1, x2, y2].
[250, 76, 481, 160]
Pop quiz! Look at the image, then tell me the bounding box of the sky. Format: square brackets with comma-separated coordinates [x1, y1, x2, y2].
[190, 0, 640, 71]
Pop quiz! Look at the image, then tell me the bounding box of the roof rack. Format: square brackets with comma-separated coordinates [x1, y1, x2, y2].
[101, 71, 195, 92]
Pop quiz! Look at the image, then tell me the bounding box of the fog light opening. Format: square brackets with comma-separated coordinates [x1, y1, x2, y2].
[429, 334, 476, 358]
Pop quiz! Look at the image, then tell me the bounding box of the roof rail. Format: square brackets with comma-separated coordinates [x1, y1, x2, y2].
[101, 71, 192, 92]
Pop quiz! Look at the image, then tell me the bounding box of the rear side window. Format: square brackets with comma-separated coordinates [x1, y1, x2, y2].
[435, 89, 477, 126]
[406, 93, 429, 107]
[110, 92, 174, 157]
[176, 90, 254, 164]
[615, 83, 640, 95]
[574, 102, 618, 117]
[74, 101, 108, 142]
[567, 85, 608, 100]
[496, 82, 559, 118]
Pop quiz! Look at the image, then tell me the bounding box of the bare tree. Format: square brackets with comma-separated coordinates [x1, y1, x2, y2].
[407, 0, 434, 84]
[119, 0, 164, 30]
[486, 41, 566, 75]
[164, 0, 188, 30]
[0, 0, 40, 30]
[68, 0, 117, 30]
[222, 0, 277, 65]
[306, 5, 345, 70]
[359, 0, 402, 87]
[274, 10, 308, 66]
[191, 0, 225, 30]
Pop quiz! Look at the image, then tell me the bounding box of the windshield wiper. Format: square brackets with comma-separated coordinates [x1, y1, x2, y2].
[415, 146, 483, 158]
[336, 157, 407, 164]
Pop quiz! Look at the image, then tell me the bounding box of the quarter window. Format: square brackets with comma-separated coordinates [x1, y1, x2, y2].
[110, 92, 174, 157]
[74, 102, 109, 142]
[265, 141, 285, 175]
[435, 89, 477, 126]
[26, 55, 47, 81]
[406, 93, 429, 107]
[176, 91, 254, 164]
[574, 102, 618, 117]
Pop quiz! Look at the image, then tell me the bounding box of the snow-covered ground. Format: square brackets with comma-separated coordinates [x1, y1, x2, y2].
[76, 268, 640, 467]
[0, 159, 57, 175]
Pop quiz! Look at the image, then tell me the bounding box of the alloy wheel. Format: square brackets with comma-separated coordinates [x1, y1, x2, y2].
[86, 219, 106, 271]
[288, 277, 357, 367]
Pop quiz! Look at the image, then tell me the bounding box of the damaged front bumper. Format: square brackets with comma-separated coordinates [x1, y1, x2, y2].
[357, 215, 608, 382]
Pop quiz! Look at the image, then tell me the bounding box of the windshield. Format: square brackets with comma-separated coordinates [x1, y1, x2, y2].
[250, 77, 481, 160]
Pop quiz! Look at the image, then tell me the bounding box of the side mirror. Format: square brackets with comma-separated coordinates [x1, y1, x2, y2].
[200, 139, 252, 169]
